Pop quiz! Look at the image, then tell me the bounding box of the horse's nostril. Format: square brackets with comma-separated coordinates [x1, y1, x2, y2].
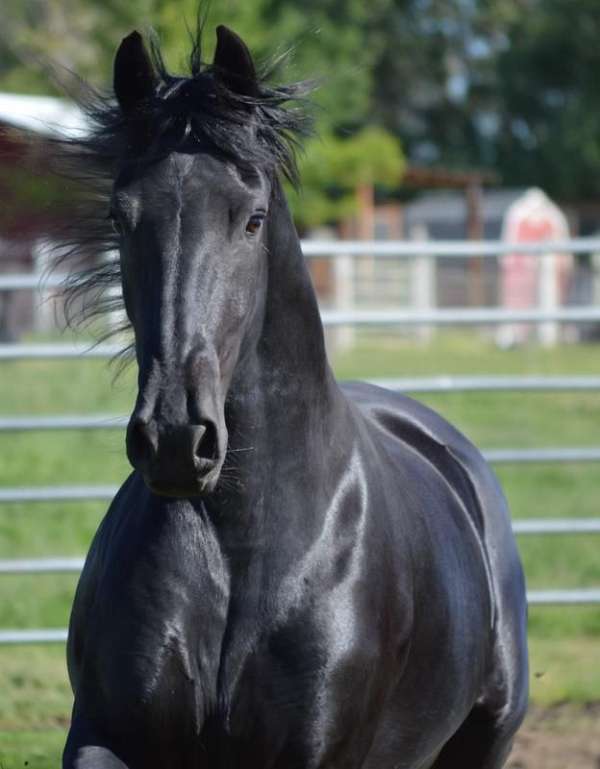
[194, 421, 218, 462]
[128, 419, 158, 466]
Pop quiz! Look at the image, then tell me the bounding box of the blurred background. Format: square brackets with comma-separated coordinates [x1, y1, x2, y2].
[1, 1, 600, 767]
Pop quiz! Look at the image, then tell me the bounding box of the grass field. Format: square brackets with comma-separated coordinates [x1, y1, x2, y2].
[1, 330, 600, 766]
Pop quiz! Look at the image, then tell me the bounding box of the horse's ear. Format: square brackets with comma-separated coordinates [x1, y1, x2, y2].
[213, 25, 258, 98]
[114, 31, 157, 115]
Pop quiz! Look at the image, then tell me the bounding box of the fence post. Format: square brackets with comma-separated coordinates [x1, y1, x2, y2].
[32, 239, 54, 333]
[410, 224, 435, 342]
[104, 250, 126, 337]
[538, 251, 559, 347]
[331, 250, 355, 351]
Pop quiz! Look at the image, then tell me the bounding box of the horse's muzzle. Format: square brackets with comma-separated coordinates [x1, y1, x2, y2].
[126, 418, 224, 496]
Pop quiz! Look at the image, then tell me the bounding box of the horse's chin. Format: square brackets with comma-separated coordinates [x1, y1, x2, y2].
[143, 469, 221, 498]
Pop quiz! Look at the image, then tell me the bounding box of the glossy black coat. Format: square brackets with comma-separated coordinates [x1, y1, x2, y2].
[63, 26, 528, 769]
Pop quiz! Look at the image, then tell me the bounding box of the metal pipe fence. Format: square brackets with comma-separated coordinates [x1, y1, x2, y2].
[1, 308, 600, 363]
[1, 237, 600, 293]
[3, 587, 600, 646]
[0, 486, 118, 503]
[0, 414, 129, 431]
[0, 443, 598, 502]
[0, 343, 123, 360]
[1, 445, 600, 507]
[4, 370, 600, 434]
[370, 376, 600, 393]
[321, 307, 600, 326]
[300, 237, 600, 258]
[1, 236, 600, 643]
[3, 516, 600, 575]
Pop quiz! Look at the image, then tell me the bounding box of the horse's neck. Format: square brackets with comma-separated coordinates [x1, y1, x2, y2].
[260, 184, 330, 383]
[231, 182, 339, 415]
[216, 185, 350, 533]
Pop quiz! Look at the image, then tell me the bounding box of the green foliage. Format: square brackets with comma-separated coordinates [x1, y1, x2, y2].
[370, 0, 600, 200]
[2, 0, 600, 210]
[0, 0, 405, 230]
[0, 0, 388, 128]
[490, 0, 600, 199]
[289, 127, 406, 229]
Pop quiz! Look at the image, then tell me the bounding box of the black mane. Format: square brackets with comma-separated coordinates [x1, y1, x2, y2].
[49, 26, 312, 348]
[79, 29, 312, 180]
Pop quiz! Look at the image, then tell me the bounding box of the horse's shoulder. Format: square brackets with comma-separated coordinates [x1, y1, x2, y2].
[343, 380, 509, 628]
[342, 381, 480, 458]
[341, 380, 506, 532]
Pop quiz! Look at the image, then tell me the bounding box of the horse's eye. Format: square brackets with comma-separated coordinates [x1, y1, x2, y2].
[245, 214, 264, 236]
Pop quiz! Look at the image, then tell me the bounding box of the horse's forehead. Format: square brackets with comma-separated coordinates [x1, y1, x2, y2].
[142, 152, 226, 183]
[135, 153, 250, 195]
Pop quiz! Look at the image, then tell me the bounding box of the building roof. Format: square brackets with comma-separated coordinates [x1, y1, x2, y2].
[0, 93, 88, 138]
[404, 166, 499, 189]
[405, 188, 526, 225]
[402, 188, 528, 241]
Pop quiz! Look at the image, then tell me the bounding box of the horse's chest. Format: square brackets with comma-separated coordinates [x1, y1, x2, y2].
[205, 577, 403, 769]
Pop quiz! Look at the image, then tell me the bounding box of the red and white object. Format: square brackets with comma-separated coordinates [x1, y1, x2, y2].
[498, 188, 572, 347]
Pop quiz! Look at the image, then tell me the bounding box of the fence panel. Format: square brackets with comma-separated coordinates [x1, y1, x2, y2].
[2, 237, 600, 643]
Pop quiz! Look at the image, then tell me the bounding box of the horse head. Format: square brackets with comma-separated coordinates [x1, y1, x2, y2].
[111, 28, 276, 496]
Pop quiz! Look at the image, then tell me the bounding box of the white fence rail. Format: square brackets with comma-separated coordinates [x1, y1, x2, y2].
[300, 237, 600, 258]
[1, 237, 600, 643]
[1, 237, 600, 298]
[0, 309, 599, 359]
[1, 446, 600, 507]
[4, 587, 600, 646]
[322, 307, 600, 326]
[368, 376, 600, 393]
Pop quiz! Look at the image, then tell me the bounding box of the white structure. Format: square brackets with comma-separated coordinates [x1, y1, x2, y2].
[0, 92, 88, 138]
[498, 188, 572, 348]
[0, 93, 90, 336]
[409, 223, 435, 343]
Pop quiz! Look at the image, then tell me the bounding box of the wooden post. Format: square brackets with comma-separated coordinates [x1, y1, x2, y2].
[466, 178, 485, 307]
[356, 183, 375, 240]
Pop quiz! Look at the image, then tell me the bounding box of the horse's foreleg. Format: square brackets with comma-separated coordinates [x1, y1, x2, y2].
[64, 745, 129, 769]
[63, 719, 129, 769]
[430, 699, 525, 769]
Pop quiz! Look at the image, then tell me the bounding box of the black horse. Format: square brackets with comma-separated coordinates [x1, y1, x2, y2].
[61, 24, 528, 769]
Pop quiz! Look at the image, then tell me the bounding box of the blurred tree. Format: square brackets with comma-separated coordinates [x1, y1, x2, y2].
[370, 0, 600, 201]
[371, 0, 490, 169]
[289, 127, 406, 230]
[0, 0, 391, 127]
[0, 0, 152, 92]
[0, 0, 405, 229]
[489, 0, 600, 200]
[2, 0, 600, 205]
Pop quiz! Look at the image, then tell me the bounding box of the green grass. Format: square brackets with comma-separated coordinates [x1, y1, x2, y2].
[1, 330, 600, 759]
[529, 635, 600, 704]
[0, 731, 65, 769]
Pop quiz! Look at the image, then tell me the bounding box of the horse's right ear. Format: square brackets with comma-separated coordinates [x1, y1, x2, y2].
[114, 31, 157, 115]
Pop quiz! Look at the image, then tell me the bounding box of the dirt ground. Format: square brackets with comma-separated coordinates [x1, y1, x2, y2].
[508, 704, 600, 769]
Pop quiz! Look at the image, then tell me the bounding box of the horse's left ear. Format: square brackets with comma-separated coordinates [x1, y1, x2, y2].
[114, 30, 158, 115]
[213, 25, 258, 98]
